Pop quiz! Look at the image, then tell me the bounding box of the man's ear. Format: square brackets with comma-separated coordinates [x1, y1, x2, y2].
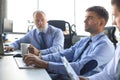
[99, 19, 106, 26]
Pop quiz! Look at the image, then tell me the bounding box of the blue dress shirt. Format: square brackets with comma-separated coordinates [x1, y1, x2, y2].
[9, 24, 64, 55]
[42, 32, 115, 76]
[88, 42, 120, 80]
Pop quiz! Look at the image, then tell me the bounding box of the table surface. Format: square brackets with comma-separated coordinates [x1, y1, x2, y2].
[0, 56, 52, 80]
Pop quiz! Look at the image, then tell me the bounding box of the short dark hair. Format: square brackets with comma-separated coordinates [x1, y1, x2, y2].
[86, 6, 109, 25]
[111, 0, 120, 11]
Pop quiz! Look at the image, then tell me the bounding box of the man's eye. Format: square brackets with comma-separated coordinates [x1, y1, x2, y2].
[88, 17, 93, 19]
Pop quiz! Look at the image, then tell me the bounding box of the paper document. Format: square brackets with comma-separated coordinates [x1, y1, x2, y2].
[61, 56, 79, 80]
[14, 57, 35, 69]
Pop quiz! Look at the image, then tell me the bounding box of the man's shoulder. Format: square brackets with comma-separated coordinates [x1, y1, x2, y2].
[99, 35, 112, 43]
[80, 36, 89, 40]
[48, 24, 62, 32]
[26, 28, 38, 35]
[76, 36, 89, 43]
[28, 28, 37, 32]
[94, 34, 114, 48]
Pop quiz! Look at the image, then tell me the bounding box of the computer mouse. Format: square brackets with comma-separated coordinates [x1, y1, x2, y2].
[13, 54, 22, 57]
[4, 44, 9, 46]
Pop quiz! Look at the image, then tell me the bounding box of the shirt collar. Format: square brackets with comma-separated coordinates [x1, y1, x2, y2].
[90, 32, 105, 42]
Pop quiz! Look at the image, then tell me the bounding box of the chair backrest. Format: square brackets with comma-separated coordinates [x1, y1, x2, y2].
[48, 20, 74, 49]
[48, 20, 66, 31]
[104, 26, 118, 48]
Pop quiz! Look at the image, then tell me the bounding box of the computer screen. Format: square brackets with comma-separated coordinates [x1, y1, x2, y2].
[0, 19, 2, 34]
[0, 34, 4, 55]
[3, 19, 13, 33]
[0, 2, 2, 34]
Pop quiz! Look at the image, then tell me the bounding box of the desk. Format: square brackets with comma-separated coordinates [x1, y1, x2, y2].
[0, 56, 52, 80]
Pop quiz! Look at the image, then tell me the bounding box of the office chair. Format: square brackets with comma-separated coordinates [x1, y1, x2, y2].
[80, 60, 98, 75]
[48, 20, 76, 49]
[104, 26, 118, 48]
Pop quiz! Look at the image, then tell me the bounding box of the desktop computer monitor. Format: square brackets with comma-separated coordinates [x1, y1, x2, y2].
[3, 19, 13, 33]
[0, 34, 4, 55]
[2, 19, 13, 41]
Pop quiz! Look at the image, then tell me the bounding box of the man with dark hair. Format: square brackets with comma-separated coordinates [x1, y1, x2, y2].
[79, 0, 120, 80]
[23, 6, 115, 80]
[86, 6, 109, 23]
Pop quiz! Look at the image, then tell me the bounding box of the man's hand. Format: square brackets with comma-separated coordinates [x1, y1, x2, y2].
[4, 46, 14, 52]
[28, 45, 40, 56]
[79, 76, 89, 80]
[23, 53, 48, 68]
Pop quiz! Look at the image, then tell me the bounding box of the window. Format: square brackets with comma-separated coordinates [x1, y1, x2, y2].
[7, 0, 37, 33]
[38, 0, 74, 24]
[7, 0, 74, 33]
[7, 0, 113, 36]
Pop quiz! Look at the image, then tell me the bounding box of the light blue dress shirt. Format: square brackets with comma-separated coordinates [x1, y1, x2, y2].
[9, 24, 64, 55]
[88, 42, 120, 80]
[42, 32, 115, 76]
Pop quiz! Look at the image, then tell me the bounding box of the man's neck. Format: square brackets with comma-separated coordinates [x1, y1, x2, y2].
[90, 31, 103, 37]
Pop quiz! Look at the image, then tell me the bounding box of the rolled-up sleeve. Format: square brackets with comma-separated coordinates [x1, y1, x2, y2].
[48, 62, 68, 75]
[9, 33, 30, 50]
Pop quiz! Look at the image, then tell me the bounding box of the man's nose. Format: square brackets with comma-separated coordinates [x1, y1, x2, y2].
[112, 19, 116, 25]
[84, 19, 87, 23]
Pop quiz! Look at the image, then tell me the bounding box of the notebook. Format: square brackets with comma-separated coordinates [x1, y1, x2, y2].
[0, 34, 21, 55]
[14, 57, 35, 69]
[61, 56, 79, 80]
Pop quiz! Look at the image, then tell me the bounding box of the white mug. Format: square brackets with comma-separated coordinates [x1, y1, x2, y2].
[20, 43, 30, 56]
